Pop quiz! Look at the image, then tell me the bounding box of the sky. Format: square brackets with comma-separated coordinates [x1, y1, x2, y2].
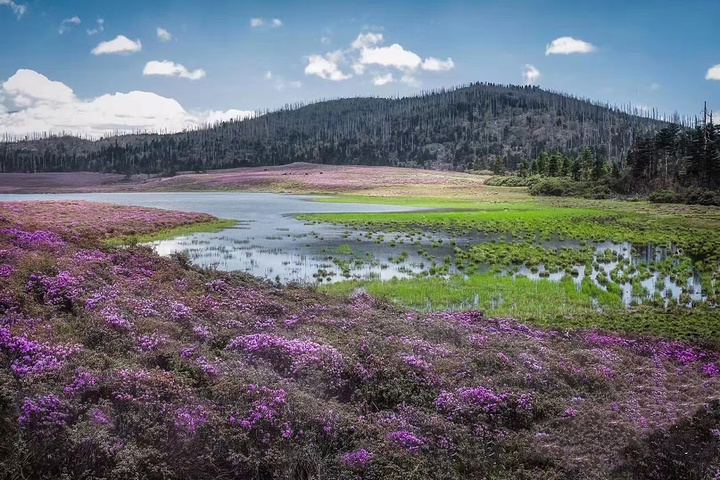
[0, 0, 718, 137]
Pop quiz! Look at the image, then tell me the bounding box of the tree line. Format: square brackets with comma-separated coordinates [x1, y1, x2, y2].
[0, 82, 674, 175]
[495, 104, 720, 202]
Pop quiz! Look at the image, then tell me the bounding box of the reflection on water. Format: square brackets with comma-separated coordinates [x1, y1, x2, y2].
[0, 191, 708, 308]
[150, 224, 708, 307]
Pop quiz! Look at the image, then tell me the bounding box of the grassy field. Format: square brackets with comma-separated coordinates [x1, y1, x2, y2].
[301, 188, 720, 343]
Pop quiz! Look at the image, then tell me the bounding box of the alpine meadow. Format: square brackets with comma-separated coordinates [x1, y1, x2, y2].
[1, 1, 719, 479]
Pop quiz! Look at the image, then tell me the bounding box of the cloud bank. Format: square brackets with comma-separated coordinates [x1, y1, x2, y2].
[304, 31, 454, 87]
[0, 69, 252, 137]
[91, 35, 142, 55]
[143, 61, 206, 80]
[545, 36, 596, 55]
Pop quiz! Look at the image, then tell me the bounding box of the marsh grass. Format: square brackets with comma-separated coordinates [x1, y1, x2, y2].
[105, 219, 237, 246]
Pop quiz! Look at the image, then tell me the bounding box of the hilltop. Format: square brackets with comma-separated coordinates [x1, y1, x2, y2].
[1, 83, 671, 175]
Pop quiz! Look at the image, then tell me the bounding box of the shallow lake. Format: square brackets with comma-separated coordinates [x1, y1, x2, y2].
[0, 192, 707, 306]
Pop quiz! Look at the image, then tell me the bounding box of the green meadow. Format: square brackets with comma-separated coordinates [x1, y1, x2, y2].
[301, 190, 720, 342]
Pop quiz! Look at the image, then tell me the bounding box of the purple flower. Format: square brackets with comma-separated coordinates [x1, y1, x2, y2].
[0, 264, 14, 277]
[387, 430, 426, 452]
[564, 408, 578, 417]
[171, 302, 191, 321]
[63, 371, 99, 397]
[435, 386, 508, 416]
[342, 449, 374, 468]
[702, 363, 719, 377]
[1, 228, 66, 249]
[227, 333, 344, 378]
[135, 333, 168, 352]
[174, 405, 209, 435]
[18, 394, 68, 433]
[1, 327, 81, 377]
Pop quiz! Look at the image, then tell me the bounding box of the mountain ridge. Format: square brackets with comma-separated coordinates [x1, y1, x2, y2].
[0, 82, 676, 174]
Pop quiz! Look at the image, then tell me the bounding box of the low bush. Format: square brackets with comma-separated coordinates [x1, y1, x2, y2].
[529, 178, 613, 199]
[484, 175, 542, 187]
[648, 189, 682, 204]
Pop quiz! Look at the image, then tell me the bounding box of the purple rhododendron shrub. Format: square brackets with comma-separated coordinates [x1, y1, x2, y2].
[0, 201, 719, 480]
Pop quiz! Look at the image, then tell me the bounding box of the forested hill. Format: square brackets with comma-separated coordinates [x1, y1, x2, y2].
[0, 82, 675, 174]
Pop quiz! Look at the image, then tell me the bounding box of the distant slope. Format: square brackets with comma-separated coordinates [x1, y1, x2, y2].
[0, 82, 672, 174]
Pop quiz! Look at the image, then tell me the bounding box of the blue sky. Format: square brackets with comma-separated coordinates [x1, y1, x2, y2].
[0, 0, 718, 136]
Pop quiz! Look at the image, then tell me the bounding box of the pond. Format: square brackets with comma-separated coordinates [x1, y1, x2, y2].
[0, 192, 708, 307]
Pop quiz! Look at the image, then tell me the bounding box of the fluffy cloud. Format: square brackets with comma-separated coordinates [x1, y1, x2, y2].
[421, 57, 455, 71]
[250, 18, 263, 27]
[157, 27, 172, 42]
[373, 73, 394, 86]
[522, 64, 540, 84]
[59, 16, 81, 34]
[545, 36, 596, 55]
[143, 61, 206, 80]
[91, 35, 142, 55]
[0, 69, 251, 137]
[304, 53, 352, 81]
[87, 18, 105, 36]
[305, 31, 454, 86]
[359, 44, 422, 70]
[706, 65, 720, 81]
[0, 0, 26, 18]
[351, 32, 383, 50]
[272, 18, 283, 27]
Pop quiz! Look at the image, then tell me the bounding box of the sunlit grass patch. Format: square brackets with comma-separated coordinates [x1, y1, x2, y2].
[105, 219, 237, 246]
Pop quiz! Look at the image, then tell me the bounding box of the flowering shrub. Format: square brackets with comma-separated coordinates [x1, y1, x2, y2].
[27, 271, 84, 308]
[1, 201, 719, 479]
[388, 430, 426, 452]
[227, 333, 344, 378]
[18, 394, 69, 435]
[341, 448, 374, 468]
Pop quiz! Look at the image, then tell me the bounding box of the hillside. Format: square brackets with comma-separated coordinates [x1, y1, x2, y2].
[1, 201, 719, 479]
[0, 83, 672, 175]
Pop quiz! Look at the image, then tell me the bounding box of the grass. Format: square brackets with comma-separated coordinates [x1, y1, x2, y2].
[300, 188, 720, 342]
[104, 218, 236, 246]
[320, 273, 720, 343]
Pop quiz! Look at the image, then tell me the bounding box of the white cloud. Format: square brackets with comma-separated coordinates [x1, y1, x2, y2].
[58, 16, 81, 35]
[421, 57, 454, 71]
[86, 18, 105, 36]
[200, 109, 255, 125]
[306, 31, 453, 86]
[522, 64, 540, 84]
[0, 69, 251, 137]
[91, 35, 142, 55]
[304, 53, 352, 81]
[649, 82, 660, 91]
[272, 18, 282, 27]
[143, 61, 206, 80]
[351, 32, 383, 50]
[320, 36, 330, 44]
[265, 71, 273, 80]
[545, 36, 596, 55]
[0, 0, 26, 18]
[359, 43, 422, 70]
[373, 73, 394, 86]
[250, 18, 263, 27]
[706, 65, 720, 81]
[157, 27, 172, 42]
